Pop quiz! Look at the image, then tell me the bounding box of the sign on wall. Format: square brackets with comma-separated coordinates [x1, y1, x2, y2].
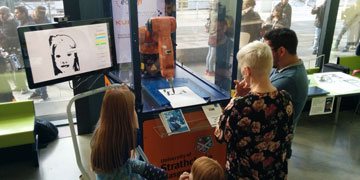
[112, 0, 165, 63]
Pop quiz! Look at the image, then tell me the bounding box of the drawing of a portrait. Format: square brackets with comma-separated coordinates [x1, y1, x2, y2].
[49, 34, 80, 75]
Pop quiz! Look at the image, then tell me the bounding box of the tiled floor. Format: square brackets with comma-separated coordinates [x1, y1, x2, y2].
[289, 111, 360, 179]
[1, 110, 360, 180]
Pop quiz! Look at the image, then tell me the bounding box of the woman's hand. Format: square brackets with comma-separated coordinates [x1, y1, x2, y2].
[234, 79, 250, 97]
[179, 171, 190, 180]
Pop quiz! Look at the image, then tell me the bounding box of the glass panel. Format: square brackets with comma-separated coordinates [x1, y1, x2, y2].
[238, 0, 328, 69]
[176, 0, 335, 81]
[176, 0, 237, 92]
[0, 1, 72, 120]
[330, 0, 359, 63]
[112, 0, 238, 112]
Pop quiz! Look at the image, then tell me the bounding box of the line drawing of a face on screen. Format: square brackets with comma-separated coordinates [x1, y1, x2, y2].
[49, 34, 80, 76]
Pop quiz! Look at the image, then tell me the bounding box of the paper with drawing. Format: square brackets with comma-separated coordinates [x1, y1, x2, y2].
[159, 86, 207, 108]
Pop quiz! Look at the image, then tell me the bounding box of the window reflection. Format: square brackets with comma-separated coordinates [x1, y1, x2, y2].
[176, 0, 337, 86]
[0, 1, 69, 119]
[176, 0, 236, 92]
[247, 0, 334, 69]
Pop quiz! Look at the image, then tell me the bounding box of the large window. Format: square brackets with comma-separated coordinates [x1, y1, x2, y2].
[330, 0, 359, 63]
[244, 0, 327, 69]
[0, 0, 73, 121]
[176, 0, 341, 76]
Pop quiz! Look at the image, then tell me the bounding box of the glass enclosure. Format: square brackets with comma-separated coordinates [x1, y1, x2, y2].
[113, 0, 359, 113]
[111, 0, 239, 113]
[176, 0, 237, 92]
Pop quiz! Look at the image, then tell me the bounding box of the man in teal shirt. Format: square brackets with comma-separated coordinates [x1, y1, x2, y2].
[264, 28, 308, 127]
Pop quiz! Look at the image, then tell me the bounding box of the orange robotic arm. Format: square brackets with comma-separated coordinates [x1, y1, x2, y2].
[138, 26, 158, 55]
[147, 16, 176, 82]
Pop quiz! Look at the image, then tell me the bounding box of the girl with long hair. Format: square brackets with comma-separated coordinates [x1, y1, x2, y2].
[90, 85, 167, 180]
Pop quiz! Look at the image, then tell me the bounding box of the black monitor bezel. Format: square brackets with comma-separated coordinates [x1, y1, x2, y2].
[17, 17, 117, 89]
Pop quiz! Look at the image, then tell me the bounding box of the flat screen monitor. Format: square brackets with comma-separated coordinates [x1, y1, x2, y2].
[17, 18, 116, 89]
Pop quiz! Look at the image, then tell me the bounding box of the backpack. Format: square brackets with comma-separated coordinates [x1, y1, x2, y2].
[35, 119, 58, 147]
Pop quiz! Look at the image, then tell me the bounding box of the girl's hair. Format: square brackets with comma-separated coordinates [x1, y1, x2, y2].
[191, 156, 224, 180]
[90, 85, 137, 173]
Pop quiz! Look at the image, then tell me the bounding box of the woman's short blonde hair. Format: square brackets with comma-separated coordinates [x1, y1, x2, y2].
[236, 41, 273, 77]
[191, 156, 224, 180]
[90, 85, 137, 173]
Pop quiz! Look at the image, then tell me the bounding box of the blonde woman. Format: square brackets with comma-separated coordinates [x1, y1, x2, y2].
[179, 156, 224, 180]
[214, 41, 294, 179]
[91, 85, 167, 180]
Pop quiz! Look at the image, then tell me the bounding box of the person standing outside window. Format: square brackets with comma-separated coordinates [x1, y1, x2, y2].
[311, 0, 326, 55]
[0, 48, 15, 102]
[14, 6, 34, 26]
[0, 6, 19, 53]
[262, 5, 286, 35]
[15, 5, 49, 100]
[333, 0, 360, 51]
[32, 6, 51, 24]
[12, 6, 34, 96]
[0, 6, 17, 102]
[274, 0, 292, 28]
[0, 6, 29, 95]
[241, 0, 262, 43]
[205, 1, 224, 76]
[28, 6, 51, 100]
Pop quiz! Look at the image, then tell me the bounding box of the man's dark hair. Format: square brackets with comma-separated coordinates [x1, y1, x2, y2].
[263, 28, 298, 55]
[15, 5, 29, 16]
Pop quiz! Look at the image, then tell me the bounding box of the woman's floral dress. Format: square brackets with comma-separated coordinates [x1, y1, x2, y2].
[215, 90, 294, 180]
